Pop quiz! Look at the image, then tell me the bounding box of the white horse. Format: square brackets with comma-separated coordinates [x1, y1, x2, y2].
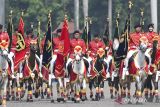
[127, 36, 149, 104]
[69, 46, 87, 102]
[0, 47, 10, 106]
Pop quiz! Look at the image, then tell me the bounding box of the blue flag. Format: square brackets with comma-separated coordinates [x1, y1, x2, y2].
[42, 22, 52, 68]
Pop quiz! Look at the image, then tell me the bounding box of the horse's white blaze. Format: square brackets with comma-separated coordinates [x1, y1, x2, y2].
[72, 58, 85, 75]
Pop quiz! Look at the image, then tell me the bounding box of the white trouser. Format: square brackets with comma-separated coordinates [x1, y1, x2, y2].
[8, 52, 15, 78]
[145, 48, 152, 67]
[86, 56, 93, 77]
[50, 54, 57, 75]
[156, 71, 160, 82]
[66, 58, 73, 70]
[104, 55, 112, 78]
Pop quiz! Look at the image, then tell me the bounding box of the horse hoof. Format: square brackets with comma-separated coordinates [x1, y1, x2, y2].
[11, 96, 16, 101]
[147, 97, 153, 102]
[16, 98, 20, 101]
[81, 96, 86, 101]
[136, 102, 142, 105]
[57, 98, 61, 102]
[71, 98, 75, 101]
[74, 100, 80, 103]
[155, 99, 159, 103]
[47, 96, 51, 99]
[128, 101, 132, 104]
[41, 95, 44, 99]
[101, 95, 105, 99]
[34, 93, 39, 98]
[90, 94, 93, 99]
[30, 100, 33, 102]
[110, 95, 114, 99]
[51, 99, 54, 103]
[0, 100, 2, 105]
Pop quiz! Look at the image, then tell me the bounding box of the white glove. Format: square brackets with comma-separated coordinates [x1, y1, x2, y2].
[19, 73, 23, 78]
[11, 74, 16, 79]
[31, 72, 35, 79]
[2, 72, 7, 77]
[106, 72, 110, 78]
[39, 72, 43, 78]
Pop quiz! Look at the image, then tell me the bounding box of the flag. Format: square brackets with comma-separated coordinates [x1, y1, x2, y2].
[114, 9, 131, 61]
[103, 19, 109, 45]
[18, 17, 24, 36]
[7, 18, 13, 52]
[82, 26, 87, 44]
[14, 17, 27, 71]
[60, 16, 70, 57]
[88, 24, 91, 45]
[42, 19, 52, 81]
[82, 19, 91, 49]
[113, 18, 119, 40]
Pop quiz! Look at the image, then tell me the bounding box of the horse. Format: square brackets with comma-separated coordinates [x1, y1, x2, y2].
[146, 38, 160, 103]
[68, 46, 87, 103]
[22, 38, 41, 102]
[126, 36, 149, 104]
[0, 33, 10, 105]
[89, 48, 107, 101]
[106, 37, 128, 100]
[50, 53, 69, 103]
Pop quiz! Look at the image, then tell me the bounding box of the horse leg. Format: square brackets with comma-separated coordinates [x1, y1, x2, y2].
[80, 78, 87, 101]
[6, 78, 11, 101]
[11, 78, 16, 101]
[135, 76, 143, 104]
[27, 78, 33, 102]
[50, 79, 54, 103]
[57, 78, 64, 102]
[63, 78, 69, 101]
[127, 80, 131, 99]
[107, 78, 114, 99]
[0, 87, 2, 105]
[75, 81, 80, 103]
[114, 76, 120, 98]
[95, 77, 100, 101]
[89, 79, 94, 99]
[70, 83, 75, 101]
[1, 77, 8, 105]
[146, 74, 154, 102]
[39, 78, 44, 99]
[144, 75, 149, 101]
[152, 72, 159, 103]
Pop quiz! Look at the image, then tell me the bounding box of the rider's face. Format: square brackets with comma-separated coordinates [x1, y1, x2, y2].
[74, 33, 80, 39]
[57, 32, 61, 36]
[135, 27, 141, 33]
[94, 37, 99, 42]
[149, 27, 154, 32]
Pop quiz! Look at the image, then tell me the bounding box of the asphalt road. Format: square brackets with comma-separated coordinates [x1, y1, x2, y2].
[5, 81, 160, 107]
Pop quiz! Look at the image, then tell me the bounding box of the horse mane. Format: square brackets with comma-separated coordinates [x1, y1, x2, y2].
[151, 40, 158, 64]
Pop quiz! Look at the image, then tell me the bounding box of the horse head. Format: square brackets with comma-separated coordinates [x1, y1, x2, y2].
[74, 45, 83, 63]
[94, 48, 105, 73]
[139, 36, 148, 53]
[30, 38, 38, 53]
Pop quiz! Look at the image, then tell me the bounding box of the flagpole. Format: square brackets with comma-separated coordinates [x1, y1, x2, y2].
[8, 10, 13, 52]
[85, 16, 89, 50]
[37, 20, 41, 46]
[140, 8, 144, 32]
